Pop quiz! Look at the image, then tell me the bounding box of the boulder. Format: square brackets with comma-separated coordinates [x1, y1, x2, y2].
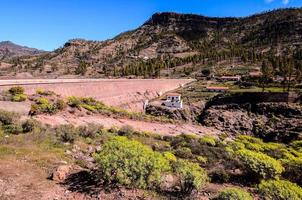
[52, 165, 78, 182]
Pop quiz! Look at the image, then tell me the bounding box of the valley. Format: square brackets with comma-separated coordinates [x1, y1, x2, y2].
[0, 6, 301, 200]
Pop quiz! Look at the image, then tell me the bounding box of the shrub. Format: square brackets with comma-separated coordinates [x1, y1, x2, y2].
[36, 88, 55, 96]
[81, 104, 96, 112]
[258, 180, 302, 200]
[56, 124, 79, 143]
[173, 159, 208, 193]
[118, 125, 135, 136]
[78, 123, 101, 138]
[0, 110, 18, 125]
[199, 136, 217, 147]
[30, 97, 61, 115]
[174, 147, 193, 159]
[67, 96, 81, 108]
[3, 124, 23, 134]
[196, 156, 208, 164]
[291, 141, 302, 151]
[8, 86, 24, 95]
[93, 136, 171, 189]
[55, 99, 66, 110]
[282, 157, 302, 186]
[163, 152, 177, 162]
[210, 168, 230, 183]
[11, 94, 27, 102]
[236, 149, 284, 180]
[213, 187, 253, 200]
[22, 119, 40, 133]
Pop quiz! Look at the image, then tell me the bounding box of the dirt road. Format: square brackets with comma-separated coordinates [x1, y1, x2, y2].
[35, 113, 221, 136]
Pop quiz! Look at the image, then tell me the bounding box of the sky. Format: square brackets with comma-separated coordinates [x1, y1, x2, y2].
[0, 0, 301, 51]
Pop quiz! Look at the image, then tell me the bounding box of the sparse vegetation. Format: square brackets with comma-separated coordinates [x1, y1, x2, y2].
[67, 96, 175, 123]
[213, 188, 253, 200]
[258, 180, 302, 200]
[8, 86, 27, 102]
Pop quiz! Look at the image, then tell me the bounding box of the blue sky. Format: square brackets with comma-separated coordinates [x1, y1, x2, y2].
[0, 0, 301, 51]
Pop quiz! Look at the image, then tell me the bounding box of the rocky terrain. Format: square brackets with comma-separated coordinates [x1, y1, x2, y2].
[200, 93, 302, 142]
[1, 8, 302, 78]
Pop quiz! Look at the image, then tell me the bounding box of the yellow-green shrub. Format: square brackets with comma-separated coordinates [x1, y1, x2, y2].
[258, 180, 302, 200]
[236, 149, 284, 180]
[93, 136, 171, 189]
[213, 187, 253, 200]
[199, 136, 217, 147]
[173, 159, 208, 193]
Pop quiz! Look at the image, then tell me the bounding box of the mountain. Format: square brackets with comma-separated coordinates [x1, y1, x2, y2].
[0, 41, 45, 60]
[3, 8, 302, 77]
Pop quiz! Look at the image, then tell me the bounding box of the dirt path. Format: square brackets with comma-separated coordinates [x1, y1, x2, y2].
[35, 113, 221, 136]
[0, 159, 65, 200]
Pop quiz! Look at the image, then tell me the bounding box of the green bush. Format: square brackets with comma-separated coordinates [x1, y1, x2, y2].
[67, 96, 82, 108]
[3, 124, 23, 134]
[258, 180, 302, 200]
[22, 119, 40, 133]
[78, 123, 101, 138]
[56, 124, 79, 143]
[36, 88, 55, 96]
[199, 136, 217, 147]
[30, 97, 62, 115]
[291, 141, 302, 151]
[213, 188, 253, 200]
[210, 168, 230, 183]
[8, 86, 24, 95]
[174, 147, 193, 159]
[93, 136, 171, 189]
[55, 99, 66, 111]
[0, 109, 18, 125]
[118, 125, 135, 136]
[163, 152, 177, 162]
[282, 157, 302, 186]
[173, 159, 208, 193]
[236, 149, 284, 180]
[11, 94, 27, 102]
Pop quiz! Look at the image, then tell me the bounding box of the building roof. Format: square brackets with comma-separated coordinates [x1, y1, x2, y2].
[206, 86, 229, 90]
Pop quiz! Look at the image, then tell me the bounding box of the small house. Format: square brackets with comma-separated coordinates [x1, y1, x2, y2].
[162, 93, 183, 109]
[206, 86, 229, 92]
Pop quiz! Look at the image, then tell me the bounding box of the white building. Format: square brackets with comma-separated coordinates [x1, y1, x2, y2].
[162, 93, 183, 109]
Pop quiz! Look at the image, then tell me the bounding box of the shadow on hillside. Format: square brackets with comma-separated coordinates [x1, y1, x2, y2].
[62, 170, 102, 196]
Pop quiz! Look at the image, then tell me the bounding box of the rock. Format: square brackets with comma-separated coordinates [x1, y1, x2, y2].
[160, 174, 179, 192]
[52, 165, 74, 182]
[145, 103, 204, 121]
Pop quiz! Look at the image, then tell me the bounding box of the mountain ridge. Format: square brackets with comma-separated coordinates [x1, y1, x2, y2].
[1, 8, 302, 78]
[0, 41, 45, 60]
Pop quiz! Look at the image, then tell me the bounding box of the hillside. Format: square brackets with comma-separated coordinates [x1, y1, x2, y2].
[2, 8, 302, 78]
[0, 41, 44, 60]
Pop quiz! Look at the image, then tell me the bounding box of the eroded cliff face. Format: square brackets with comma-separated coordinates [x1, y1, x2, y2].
[199, 93, 302, 142]
[145, 103, 204, 122]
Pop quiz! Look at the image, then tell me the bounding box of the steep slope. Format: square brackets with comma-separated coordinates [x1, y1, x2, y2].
[4, 8, 302, 78]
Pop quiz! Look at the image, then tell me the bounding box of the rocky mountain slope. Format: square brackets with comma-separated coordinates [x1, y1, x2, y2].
[0, 41, 44, 60]
[2, 8, 302, 77]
